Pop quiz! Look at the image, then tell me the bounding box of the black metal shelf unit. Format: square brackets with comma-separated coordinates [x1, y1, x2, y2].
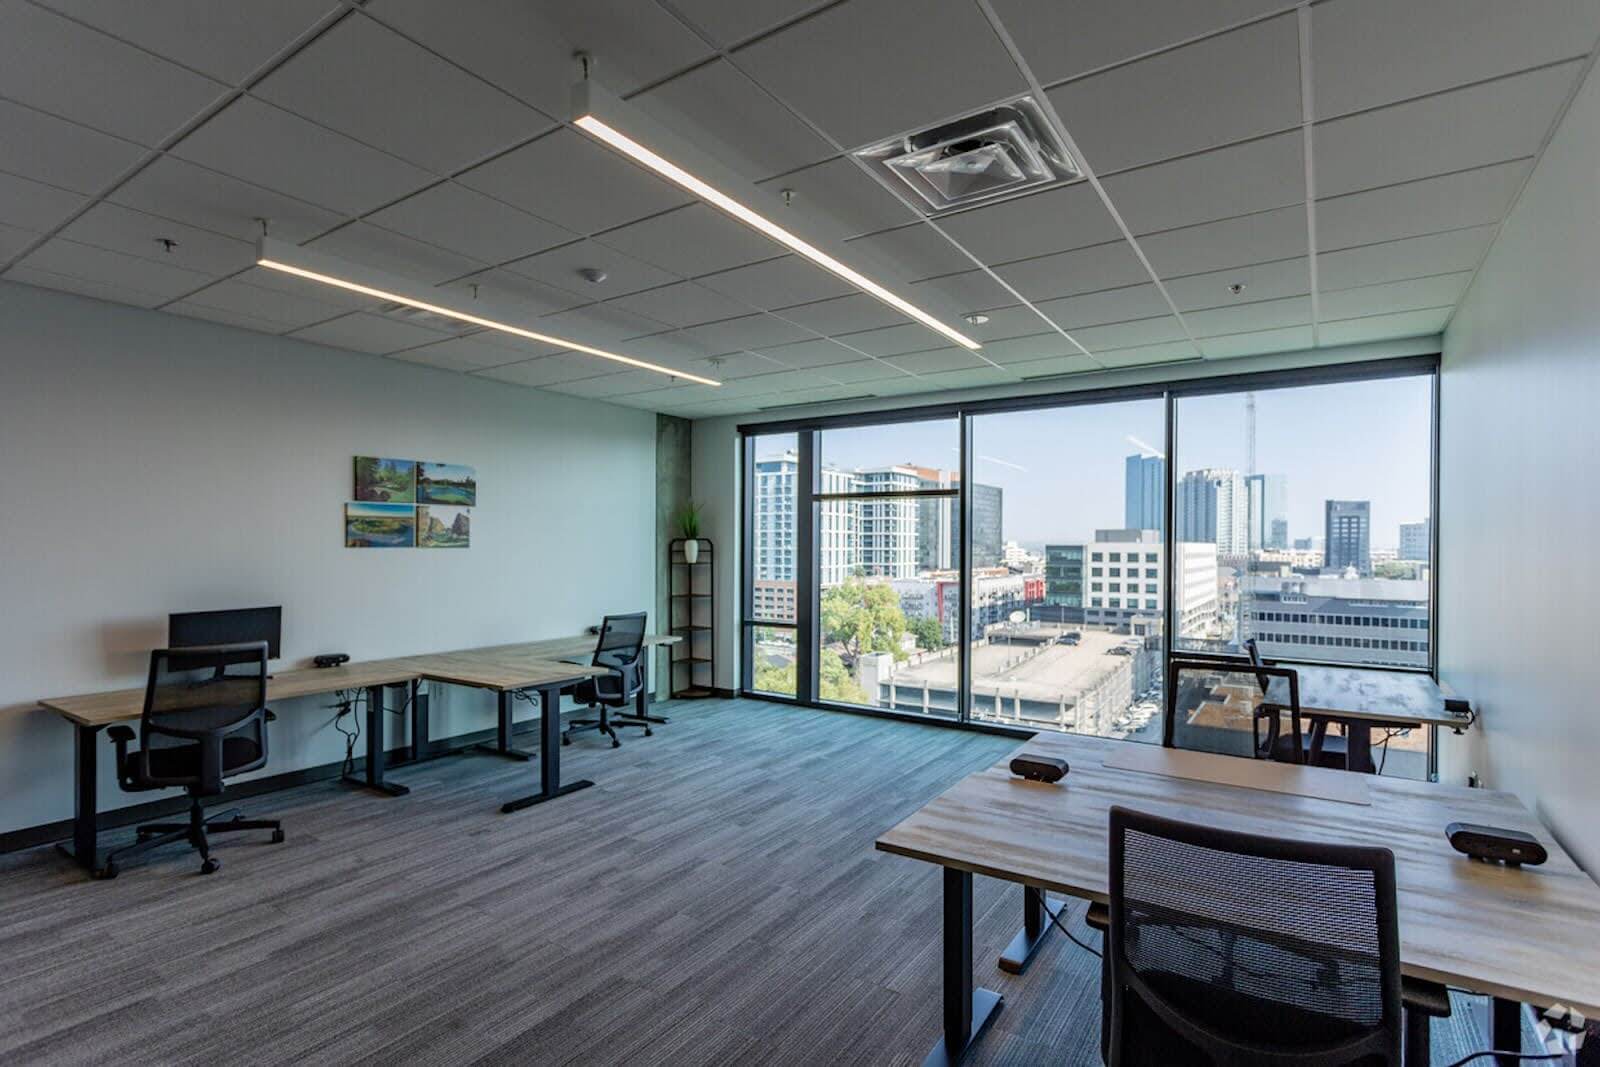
[669, 538, 715, 699]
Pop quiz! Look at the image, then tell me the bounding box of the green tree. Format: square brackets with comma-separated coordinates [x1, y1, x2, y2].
[754, 661, 796, 696]
[818, 648, 870, 704]
[906, 615, 945, 652]
[820, 577, 908, 663]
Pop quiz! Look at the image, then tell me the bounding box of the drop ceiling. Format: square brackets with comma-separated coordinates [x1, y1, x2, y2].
[1, 0, 1595, 419]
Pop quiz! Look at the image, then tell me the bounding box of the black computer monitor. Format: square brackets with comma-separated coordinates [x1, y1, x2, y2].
[168, 606, 282, 658]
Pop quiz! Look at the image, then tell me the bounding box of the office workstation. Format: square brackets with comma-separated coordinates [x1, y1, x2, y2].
[2, 2, 1599, 1064]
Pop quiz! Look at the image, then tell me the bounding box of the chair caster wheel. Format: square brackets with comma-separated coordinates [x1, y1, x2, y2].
[271, 829, 285, 844]
[200, 858, 220, 875]
[561, 735, 571, 746]
[644, 728, 653, 737]
[610, 739, 620, 749]
[96, 861, 118, 879]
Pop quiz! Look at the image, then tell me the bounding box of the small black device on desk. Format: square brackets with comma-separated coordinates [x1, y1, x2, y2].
[1447, 822, 1548, 866]
[1010, 753, 1069, 783]
[313, 653, 349, 669]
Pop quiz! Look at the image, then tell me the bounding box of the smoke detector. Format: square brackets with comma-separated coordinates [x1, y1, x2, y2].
[853, 95, 1080, 215]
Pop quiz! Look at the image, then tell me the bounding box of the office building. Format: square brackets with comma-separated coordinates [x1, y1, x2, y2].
[1125, 453, 1166, 533]
[1177, 468, 1250, 555]
[1400, 518, 1432, 561]
[4, 4, 1598, 1062]
[1326, 500, 1374, 577]
[1246, 473, 1289, 551]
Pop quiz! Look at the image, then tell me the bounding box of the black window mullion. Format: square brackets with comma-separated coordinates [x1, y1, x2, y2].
[958, 412, 973, 724]
[796, 429, 819, 706]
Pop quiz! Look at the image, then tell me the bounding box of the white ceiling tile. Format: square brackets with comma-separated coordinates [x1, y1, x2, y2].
[181, 273, 362, 330]
[1049, 14, 1301, 175]
[472, 351, 616, 387]
[634, 59, 833, 181]
[1312, 0, 1600, 119]
[1314, 62, 1580, 198]
[5, 263, 168, 308]
[385, 347, 484, 374]
[538, 303, 671, 345]
[368, 0, 712, 115]
[1314, 226, 1496, 291]
[672, 0, 827, 46]
[884, 348, 991, 374]
[679, 313, 811, 354]
[109, 156, 341, 244]
[458, 127, 690, 235]
[1095, 342, 1202, 367]
[756, 157, 921, 240]
[366, 181, 576, 265]
[1316, 160, 1530, 251]
[605, 280, 753, 328]
[937, 181, 1122, 265]
[1033, 283, 1172, 329]
[1184, 294, 1310, 337]
[1316, 307, 1450, 346]
[671, 350, 789, 380]
[1200, 325, 1314, 359]
[773, 292, 903, 335]
[1162, 257, 1309, 311]
[598, 204, 782, 278]
[908, 269, 1019, 315]
[985, 0, 1289, 85]
[232, 264, 381, 313]
[844, 224, 975, 280]
[549, 369, 693, 399]
[36, 0, 339, 84]
[0, 99, 146, 194]
[606, 330, 734, 369]
[1069, 314, 1190, 351]
[1010, 354, 1102, 378]
[393, 332, 557, 369]
[58, 201, 256, 275]
[437, 269, 588, 316]
[1318, 271, 1473, 321]
[0, 220, 42, 261]
[13, 236, 211, 302]
[835, 322, 945, 358]
[756, 337, 864, 369]
[699, 255, 853, 309]
[307, 221, 486, 284]
[1137, 205, 1307, 278]
[171, 97, 433, 216]
[733, 0, 1025, 148]
[288, 311, 450, 353]
[0, 1, 225, 145]
[0, 171, 84, 234]
[821, 357, 911, 383]
[1101, 131, 1304, 235]
[976, 333, 1081, 365]
[254, 15, 546, 173]
[505, 238, 679, 298]
[912, 365, 1018, 391]
[992, 239, 1150, 301]
[165, 299, 285, 334]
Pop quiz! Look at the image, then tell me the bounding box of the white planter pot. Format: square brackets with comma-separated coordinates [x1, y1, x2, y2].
[683, 539, 699, 564]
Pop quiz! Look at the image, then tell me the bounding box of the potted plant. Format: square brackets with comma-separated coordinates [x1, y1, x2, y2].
[677, 501, 703, 563]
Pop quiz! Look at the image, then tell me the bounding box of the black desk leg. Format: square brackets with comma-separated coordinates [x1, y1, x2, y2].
[501, 684, 594, 813]
[999, 885, 1063, 974]
[56, 723, 104, 875]
[1492, 997, 1522, 1065]
[474, 690, 535, 761]
[343, 685, 409, 797]
[924, 868, 1003, 1066]
[410, 680, 429, 762]
[1347, 724, 1376, 774]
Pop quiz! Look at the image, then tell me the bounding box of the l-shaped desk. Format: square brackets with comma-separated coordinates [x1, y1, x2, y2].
[37, 633, 679, 876]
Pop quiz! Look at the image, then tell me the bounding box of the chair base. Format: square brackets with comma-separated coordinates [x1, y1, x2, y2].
[98, 796, 283, 878]
[562, 703, 652, 749]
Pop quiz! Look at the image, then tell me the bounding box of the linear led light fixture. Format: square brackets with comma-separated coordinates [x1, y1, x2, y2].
[571, 80, 981, 352]
[255, 237, 720, 387]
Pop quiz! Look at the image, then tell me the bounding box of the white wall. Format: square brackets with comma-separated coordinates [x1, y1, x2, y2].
[1438, 59, 1600, 872]
[0, 281, 658, 835]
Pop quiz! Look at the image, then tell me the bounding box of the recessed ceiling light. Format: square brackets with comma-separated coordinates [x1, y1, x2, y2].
[255, 237, 719, 387]
[964, 312, 990, 325]
[570, 79, 980, 352]
[1228, 283, 1246, 295]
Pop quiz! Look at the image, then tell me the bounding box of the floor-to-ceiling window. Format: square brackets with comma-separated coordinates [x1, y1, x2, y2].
[744, 432, 798, 697]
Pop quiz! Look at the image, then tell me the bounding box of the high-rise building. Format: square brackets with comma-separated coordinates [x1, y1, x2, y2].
[1399, 518, 1431, 562]
[1124, 453, 1165, 533]
[1176, 468, 1248, 555]
[1325, 500, 1372, 576]
[970, 483, 1003, 568]
[855, 466, 920, 578]
[818, 465, 856, 586]
[1245, 473, 1288, 551]
[1246, 574, 1429, 668]
[753, 453, 797, 583]
[1068, 529, 1220, 637]
[1042, 544, 1085, 621]
[908, 468, 1002, 570]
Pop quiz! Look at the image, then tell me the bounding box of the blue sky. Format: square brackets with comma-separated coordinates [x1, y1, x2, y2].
[756, 374, 1434, 551]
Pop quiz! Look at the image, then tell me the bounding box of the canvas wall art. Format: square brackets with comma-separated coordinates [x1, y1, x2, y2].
[417, 462, 476, 506]
[354, 456, 416, 502]
[417, 505, 471, 548]
[346, 502, 416, 547]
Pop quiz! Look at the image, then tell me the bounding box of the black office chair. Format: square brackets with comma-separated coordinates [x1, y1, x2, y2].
[1169, 655, 1302, 762]
[1104, 805, 1405, 1066]
[1245, 638, 1306, 765]
[1246, 639, 1353, 771]
[102, 642, 284, 877]
[563, 612, 648, 749]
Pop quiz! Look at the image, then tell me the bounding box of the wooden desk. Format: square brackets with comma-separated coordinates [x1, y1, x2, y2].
[1262, 664, 1471, 772]
[37, 633, 681, 875]
[877, 732, 1600, 1065]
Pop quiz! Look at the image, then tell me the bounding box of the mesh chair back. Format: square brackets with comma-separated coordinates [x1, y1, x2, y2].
[1107, 806, 1401, 1066]
[137, 642, 269, 790]
[1168, 655, 1302, 762]
[591, 612, 647, 672]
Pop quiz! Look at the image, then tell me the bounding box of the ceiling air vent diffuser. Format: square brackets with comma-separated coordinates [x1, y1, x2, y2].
[853, 95, 1080, 215]
[376, 301, 479, 336]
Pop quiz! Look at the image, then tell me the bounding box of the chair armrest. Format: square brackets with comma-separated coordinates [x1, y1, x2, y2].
[1084, 901, 1109, 932]
[264, 709, 277, 722]
[106, 724, 135, 743]
[1401, 976, 1451, 1018]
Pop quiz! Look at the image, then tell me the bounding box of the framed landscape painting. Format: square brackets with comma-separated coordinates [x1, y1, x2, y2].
[417, 505, 470, 548]
[346, 502, 416, 547]
[417, 462, 476, 506]
[354, 456, 416, 502]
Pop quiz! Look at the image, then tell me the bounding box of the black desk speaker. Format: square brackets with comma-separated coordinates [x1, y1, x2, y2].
[1010, 754, 1069, 783]
[1446, 822, 1547, 866]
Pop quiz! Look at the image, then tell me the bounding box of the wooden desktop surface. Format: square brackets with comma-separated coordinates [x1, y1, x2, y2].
[876, 731, 1600, 1016]
[38, 633, 681, 727]
[1263, 664, 1466, 727]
